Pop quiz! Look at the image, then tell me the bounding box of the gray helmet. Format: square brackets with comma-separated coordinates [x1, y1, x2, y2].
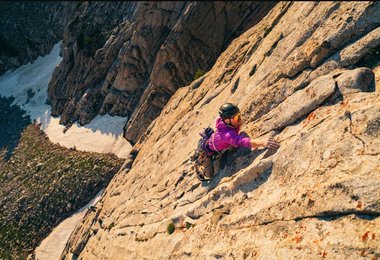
[219, 103, 240, 119]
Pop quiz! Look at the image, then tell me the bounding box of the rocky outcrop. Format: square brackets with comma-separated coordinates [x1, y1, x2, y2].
[0, 2, 77, 75]
[47, 2, 276, 143]
[61, 2, 380, 259]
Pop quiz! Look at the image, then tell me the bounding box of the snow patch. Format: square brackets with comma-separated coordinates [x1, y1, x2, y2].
[34, 189, 104, 260]
[0, 42, 131, 158]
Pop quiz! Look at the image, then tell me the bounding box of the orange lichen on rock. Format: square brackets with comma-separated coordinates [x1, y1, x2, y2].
[340, 100, 349, 108]
[361, 231, 370, 242]
[307, 112, 317, 121]
[293, 235, 303, 243]
[302, 111, 317, 128]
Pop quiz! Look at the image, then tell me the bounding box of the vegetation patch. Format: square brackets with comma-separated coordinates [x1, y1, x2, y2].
[77, 27, 107, 58]
[108, 222, 115, 230]
[0, 37, 19, 57]
[167, 222, 175, 234]
[0, 123, 123, 259]
[194, 69, 205, 81]
[264, 26, 272, 37]
[185, 222, 193, 229]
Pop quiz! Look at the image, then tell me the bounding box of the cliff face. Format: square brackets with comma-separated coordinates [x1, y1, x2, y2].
[46, 1, 276, 143]
[0, 2, 77, 75]
[62, 2, 380, 259]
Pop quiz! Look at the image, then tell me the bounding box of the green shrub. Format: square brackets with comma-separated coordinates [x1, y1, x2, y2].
[83, 34, 93, 46]
[108, 222, 115, 230]
[0, 37, 19, 56]
[264, 27, 272, 36]
[167, 222, 175, 234]
[226, 69, 233, 75]
[194, 69, 205, 80]
[77, 32, 93, 49]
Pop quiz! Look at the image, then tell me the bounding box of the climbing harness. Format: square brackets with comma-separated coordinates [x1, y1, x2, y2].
[190, 127, 217, 181]
[190, 127, 227, 181]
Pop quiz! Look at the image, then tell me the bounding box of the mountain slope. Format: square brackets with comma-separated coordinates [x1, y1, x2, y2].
[46, 2, 276, 143]
[60, 2, 380, 259]
[0, 39, 128, 259]
[0, 2, 77, 75]
[0, 123, 123, 260]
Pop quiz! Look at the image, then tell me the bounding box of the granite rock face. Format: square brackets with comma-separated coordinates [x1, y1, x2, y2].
[61, 2, 380, 259]
[0, 2, 77, 75]
[46, 1, 276, 143]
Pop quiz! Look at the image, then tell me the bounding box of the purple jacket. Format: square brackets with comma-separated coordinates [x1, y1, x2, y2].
[207, 117, 251, 152]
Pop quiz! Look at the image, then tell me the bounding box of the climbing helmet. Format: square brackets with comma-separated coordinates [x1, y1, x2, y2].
[218, 103, 240, 119]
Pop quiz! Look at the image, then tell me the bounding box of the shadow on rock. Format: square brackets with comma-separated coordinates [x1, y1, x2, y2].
[0, 96, 31, 160]
[238, 166, 273, 194]
[202, 145, 270, 190]
[316, 212, 380, 222]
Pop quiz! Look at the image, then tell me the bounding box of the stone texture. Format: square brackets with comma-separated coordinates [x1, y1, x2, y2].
[46, 2, 276, 143]
[61, 2, 380, 259]
[48, 2, 139, 126]
[248, 74, 336, 135]
[336, 67, 375, 95]
[123, 2, 277, 143]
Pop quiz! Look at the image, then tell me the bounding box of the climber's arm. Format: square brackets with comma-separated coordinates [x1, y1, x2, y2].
[226, 131, 280, 150]
[250, 137, 280, 149]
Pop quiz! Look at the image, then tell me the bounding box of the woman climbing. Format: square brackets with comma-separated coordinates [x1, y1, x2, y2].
[194, 103, 280, 181]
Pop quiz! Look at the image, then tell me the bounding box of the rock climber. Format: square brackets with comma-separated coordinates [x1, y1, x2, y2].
[194, 103, 280, 181]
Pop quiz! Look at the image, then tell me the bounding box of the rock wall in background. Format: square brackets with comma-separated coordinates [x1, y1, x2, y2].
[0, 2, 77, 75]
[46, 1, 276, 143]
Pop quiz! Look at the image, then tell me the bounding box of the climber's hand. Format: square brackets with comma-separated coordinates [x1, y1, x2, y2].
[264, 137, 280, 149]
